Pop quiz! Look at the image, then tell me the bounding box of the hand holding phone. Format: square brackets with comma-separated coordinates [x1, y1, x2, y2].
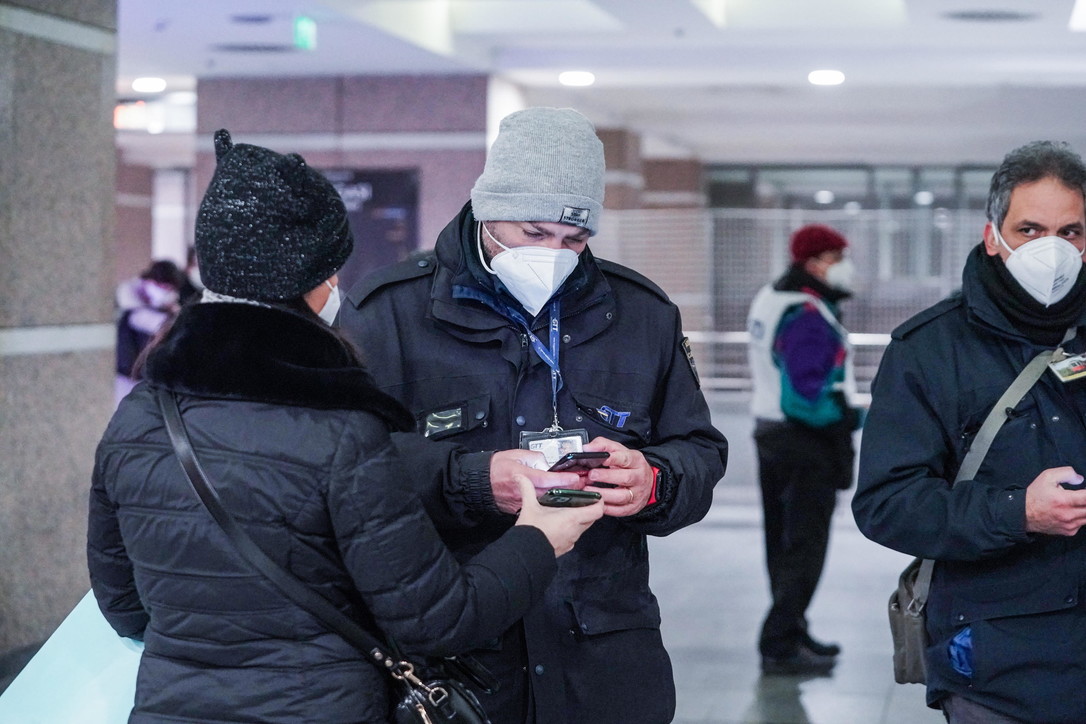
[515, 477, 603, 556]
[547, 451, 610, 473]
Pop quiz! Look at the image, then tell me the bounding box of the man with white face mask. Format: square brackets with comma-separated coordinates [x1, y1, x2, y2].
[339, 107, 728, 723]
[746, 224, 861, 675]
[854, 141, 1086, 724]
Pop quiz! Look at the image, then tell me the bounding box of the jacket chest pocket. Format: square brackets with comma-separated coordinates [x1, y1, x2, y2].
[956, 392, 1049, 481]
[416, 394, 491, 441]
[572, 391, 652, 447]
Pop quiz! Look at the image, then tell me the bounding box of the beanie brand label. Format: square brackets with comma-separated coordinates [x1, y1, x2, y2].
[560, 206, 591, 228]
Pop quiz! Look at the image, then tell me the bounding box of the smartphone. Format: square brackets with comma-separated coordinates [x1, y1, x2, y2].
[547, 451, 610, 473]
[538, 489, 602, 507]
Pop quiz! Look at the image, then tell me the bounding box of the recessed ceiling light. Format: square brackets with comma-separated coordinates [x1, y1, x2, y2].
[808, 70, 845, 86]
[131, 77, 167, 93]
[814, 190, 835, 204]
[914, 190, 935, 206]
[559, 71, 596, 87]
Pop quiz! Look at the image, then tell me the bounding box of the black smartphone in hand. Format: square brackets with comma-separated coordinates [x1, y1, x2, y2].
[547, 451, 610, 472]
[538, 489, 602, 507]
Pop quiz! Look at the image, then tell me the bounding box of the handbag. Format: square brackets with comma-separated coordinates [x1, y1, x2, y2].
[887, 345, 1061, 684]
[155, 388, 491, 724]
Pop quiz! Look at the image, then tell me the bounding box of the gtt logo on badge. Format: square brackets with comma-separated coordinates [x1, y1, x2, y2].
[560, 206, 590, 227]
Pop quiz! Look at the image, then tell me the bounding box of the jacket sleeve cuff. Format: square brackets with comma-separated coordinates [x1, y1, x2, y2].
[461, 451, 499, 513]
[999, 486, 1030, 540]
[630, 460, 673, 522]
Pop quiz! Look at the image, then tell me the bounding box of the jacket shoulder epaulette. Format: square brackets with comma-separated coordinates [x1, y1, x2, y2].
[891, 293, 963, 340]
[346, 252, 437, 307]
[596, 259, 670, 303]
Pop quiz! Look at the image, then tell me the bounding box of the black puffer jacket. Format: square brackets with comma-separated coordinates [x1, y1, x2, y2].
[87, 301, 556, 724]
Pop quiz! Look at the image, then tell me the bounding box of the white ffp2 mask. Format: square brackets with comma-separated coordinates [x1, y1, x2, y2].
[824, 258, 856, 292]
[318, 281, 340, 325]
[479, 223, 579, 316]
[994, 226, 1084, 306]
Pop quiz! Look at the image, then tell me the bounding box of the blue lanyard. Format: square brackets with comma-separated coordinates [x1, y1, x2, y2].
[513, 301, 564, 430]
[450, 284, 565, 429]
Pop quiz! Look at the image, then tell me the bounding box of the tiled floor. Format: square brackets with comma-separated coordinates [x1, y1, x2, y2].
[652, 394, 943, 724]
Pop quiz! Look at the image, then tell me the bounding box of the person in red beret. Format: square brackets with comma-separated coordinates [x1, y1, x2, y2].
[746, 223, 863, 675]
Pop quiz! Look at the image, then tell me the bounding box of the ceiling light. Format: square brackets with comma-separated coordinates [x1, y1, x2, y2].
[814, 190, 835, 204]
[559, 71, 595, 87]
[808, 70, 845, 86]
[914, 190, 935, 206]
[131, 77, 167, 93]
[1071, 0, 1086, 30]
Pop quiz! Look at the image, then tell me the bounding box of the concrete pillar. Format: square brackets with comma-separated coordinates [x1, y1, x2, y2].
[0, 0, 118, 656]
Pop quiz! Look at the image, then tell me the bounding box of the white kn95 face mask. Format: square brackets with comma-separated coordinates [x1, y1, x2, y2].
[317, 280, 340, 325]
[993, 225, 1084, 306]
[479, 223, 579, 316]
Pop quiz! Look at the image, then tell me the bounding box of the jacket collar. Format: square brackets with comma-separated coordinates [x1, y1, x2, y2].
[143, 302, 414, 430]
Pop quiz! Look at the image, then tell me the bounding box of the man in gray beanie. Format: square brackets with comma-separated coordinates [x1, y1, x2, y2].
[339, 107, 727, 724]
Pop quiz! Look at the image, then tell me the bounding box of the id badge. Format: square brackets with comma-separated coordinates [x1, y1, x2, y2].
[519, 428, 590, 466]
[1049, 352, 1086, 383]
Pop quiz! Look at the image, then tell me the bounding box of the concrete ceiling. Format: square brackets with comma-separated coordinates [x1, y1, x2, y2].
[116, 0, 1086, 167]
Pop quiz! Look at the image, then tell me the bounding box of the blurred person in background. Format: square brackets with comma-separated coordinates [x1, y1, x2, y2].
[114, 259, 183, 404]
[747, 224, 862, 675]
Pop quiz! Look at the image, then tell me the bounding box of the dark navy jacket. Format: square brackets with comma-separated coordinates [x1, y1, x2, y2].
[853, 245, 1086, 723]
[340, 203, 728, 723]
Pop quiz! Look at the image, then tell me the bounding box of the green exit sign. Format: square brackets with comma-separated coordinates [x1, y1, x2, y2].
[293, 16, 317, 50]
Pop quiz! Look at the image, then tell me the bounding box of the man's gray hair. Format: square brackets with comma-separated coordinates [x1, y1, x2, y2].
[987, 140, 1086, 229]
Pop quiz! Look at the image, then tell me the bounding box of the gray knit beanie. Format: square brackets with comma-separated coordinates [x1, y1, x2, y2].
[471, 107, 605, 235]
[195, 129, 352, 301]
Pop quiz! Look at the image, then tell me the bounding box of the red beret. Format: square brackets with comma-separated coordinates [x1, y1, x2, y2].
[790, 224, 848, 263]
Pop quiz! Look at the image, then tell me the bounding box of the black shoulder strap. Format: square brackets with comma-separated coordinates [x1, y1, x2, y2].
[154, 388, 392, 667]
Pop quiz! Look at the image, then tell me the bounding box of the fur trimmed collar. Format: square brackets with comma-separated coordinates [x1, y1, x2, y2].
[143, 302, 413, 431]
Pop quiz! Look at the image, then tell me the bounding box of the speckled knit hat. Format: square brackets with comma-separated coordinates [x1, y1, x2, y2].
[195, 129, 352, 301]
[471, 107, 605, 235]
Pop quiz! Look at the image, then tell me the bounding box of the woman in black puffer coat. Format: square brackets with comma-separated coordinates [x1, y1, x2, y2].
[87, 130, 602, 724]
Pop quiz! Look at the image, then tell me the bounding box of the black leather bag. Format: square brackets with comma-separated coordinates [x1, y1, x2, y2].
[157, 388, 491, 724]
[391, 666, 488, 724]
[888, 557, 929, 684]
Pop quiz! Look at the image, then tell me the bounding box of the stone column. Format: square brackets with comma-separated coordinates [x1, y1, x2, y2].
[0, 0, 118, 658]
